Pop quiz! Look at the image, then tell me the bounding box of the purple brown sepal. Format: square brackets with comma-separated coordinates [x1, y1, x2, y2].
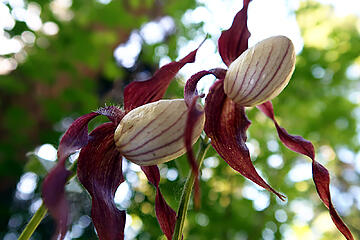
[204, 80, 285, 200]
[257, 101, 354, 240]
[141, 166, 177, 240]
[218, 0, 252, 66]
[77, 122, 126, 240]
[123, 45, 201, 113]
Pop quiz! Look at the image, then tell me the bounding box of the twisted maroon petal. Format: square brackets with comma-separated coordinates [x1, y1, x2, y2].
[77, 122, 126, 240]
[124, 45, 201, 112]
[257, 102, 314, 158]
[42, 112, 99, 240]
[184, 96, 204, 208]
[257, 101, 354, 240]
[184, 68, 227, 107]
[42, 164, 69, 240]
[183, 68, 227, 207]
[218, 0, 252, 66]
[57, 112, 100, 159]
[204, 80, 285, 200]
[184, 70, 220, 171]
[141, 166, 177, 240]
[42, 107, 125, 240]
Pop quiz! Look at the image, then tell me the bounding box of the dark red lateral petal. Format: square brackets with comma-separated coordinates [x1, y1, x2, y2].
[56, 106, 125, 160]
[42, 164, 70, 240]
[42, 112, 99, 240]
[184, 96, 202, 174]
[124, 46, 201, 112]
[218, 0, 252, 66]
[257, 101, 315, 159]
[257, 101, 354, 240]
[77, 122, 126, 240]
[141, 166, 177, 240]
[183, 68, 226, 207]
[184, 68, 227, 107]
[57, 112, 99, 159]
[183, 70, 214, 184]
[184, 71, 209, 106]
[42, 107, 125, 240]
[184, 96, 205, 208]
[204, 80, 285, 200]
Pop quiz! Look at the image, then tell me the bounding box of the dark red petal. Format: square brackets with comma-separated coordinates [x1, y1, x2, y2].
[124, 46, 201, 112]
[183, 68, 227, 207]
[218, 0, 252, 66]
[96, 105, 126, 126]
[42, 107, 125, 240]
[184, 68, 227, 107]
[57, 112, 99, 159]
[257, 101, 354, 240]
[141, 166, 177, 240]
[257, 102, 314, 159]
[184, 96, 204, 208]
[183, 70, 215, 197]
[42, 165, 70, 240]
[77, 122, 126, 240]
[42, 112, 99, 240]
[204, 80, 285, 200]
[184, 96, 202, 173]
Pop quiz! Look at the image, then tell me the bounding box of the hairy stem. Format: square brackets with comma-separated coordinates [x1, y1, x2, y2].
[18, 160, 78, 240]
[172, 136, 211, 240]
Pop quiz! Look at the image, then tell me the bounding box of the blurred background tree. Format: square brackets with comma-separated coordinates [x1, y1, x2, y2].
[0, 0, 359, 239]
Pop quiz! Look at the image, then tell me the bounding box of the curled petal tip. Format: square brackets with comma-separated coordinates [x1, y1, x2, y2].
[224, 35, 295, 107]
[114, 99, 205, 165]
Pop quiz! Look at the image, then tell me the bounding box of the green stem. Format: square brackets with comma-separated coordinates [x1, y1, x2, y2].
[18, 160, 78, 240]
[172, 136, 211, 240]
[18, 202, 47, 240]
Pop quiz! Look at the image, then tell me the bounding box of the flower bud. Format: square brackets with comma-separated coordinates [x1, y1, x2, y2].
[224, 35, 295, 107]
[114, 99, 205, 166]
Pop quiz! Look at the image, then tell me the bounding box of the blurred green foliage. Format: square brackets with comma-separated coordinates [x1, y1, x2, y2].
[0, 0, 359, 239]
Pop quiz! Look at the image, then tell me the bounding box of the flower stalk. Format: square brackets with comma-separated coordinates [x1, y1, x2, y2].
[172, 136, 211, 240]
[18, 160, 78, 240]
[18, 202, 47, 240]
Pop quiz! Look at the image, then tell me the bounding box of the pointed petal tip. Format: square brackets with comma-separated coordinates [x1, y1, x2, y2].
[218, 2, 251, 66]
[124, 43, 203, 112]
[141, 166, 177, 240]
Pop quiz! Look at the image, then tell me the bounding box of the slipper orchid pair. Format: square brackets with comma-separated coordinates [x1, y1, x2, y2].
[41, 0, 354, 239]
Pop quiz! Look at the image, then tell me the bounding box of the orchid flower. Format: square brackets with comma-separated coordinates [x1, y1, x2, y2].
[41, 46, 204, 240]
[184, 0, 354, 239]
